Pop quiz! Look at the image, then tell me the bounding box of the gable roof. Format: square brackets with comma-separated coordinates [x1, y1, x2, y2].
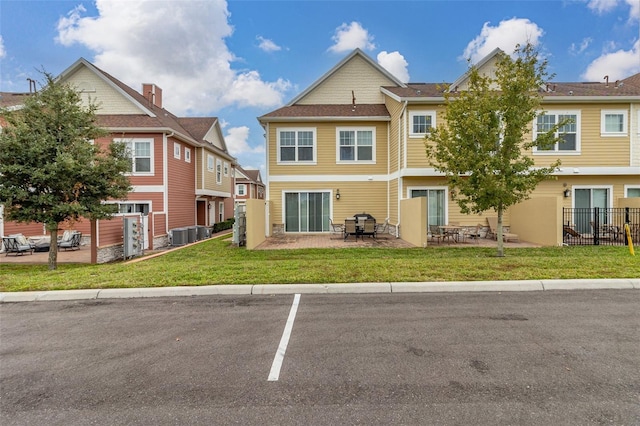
[287, 48, 406, 106]
[448, 47, 503, 92]
[235, 165, 263, 185]
[259, 103, 390, 122]
[53, 58, 235, 160]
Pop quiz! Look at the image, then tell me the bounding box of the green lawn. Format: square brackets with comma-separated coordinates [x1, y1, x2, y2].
[1, 236, 638, 292]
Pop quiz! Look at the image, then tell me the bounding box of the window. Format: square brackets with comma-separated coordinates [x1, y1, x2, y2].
[173, 142, 181, 159]
[116, 202, 150, 215]
[223, 162, 229, 176]
[533, 111, 580, 153]
[336, 127, 375, 163]
[184, 147, 191, 163]
[277, 128, 316, 163]
[600, 110, 627, 136]
[409, 188, 447, 228]
[573, 186, 612, 234]
[117, 138, 153, 174]
[409, 111, 436, 137]
[236, 184, 246, 196]
[216, 159, 222, 184]
[218, 201, 224, 222]
[626, 187, 640, 198]
[284, 192, 330, 232]
[207, 154, 214, 171]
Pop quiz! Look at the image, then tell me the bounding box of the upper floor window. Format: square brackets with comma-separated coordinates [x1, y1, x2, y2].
[236, 184, 246, 196]
[533, 111, 580, 154]
[409, 111, 436, 137]
[184, 147, 191, 163]
[117, 138, 153, 174]
[277, 128, 316, 163]
[601, 110, 627, 136]
[173, 142, 181, 159]
[216, 159, 222, 184]
[223, 161, 229, 176]
[336, 127, 375, 163]
[207, 154, 214, 171]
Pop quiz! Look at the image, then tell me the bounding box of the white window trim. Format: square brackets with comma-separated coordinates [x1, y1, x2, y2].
[114, 138, 154, 176]
[571, 185, 614, 209]
[533, 110, 581, 155]
[624, 185, 640, 197]
[406, 185, 450, 225]
[236, 184, 246, 196]
[336, 126, 376, 164]
[408, 110, 437, 138]
[184, 147, 191, 163]
[207, 154, 214, 172]
[276, 128, 317, 165]
[223, 161, 229, 176]
[216, 158, 222, 185]
[600, 109, 628, 137]
[174, 142, 181, 159]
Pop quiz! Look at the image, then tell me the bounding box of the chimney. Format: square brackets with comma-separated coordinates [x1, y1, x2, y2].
[142, 83, 163, 108]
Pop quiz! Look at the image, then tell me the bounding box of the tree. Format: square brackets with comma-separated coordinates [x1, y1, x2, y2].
[425, 44, 564, 257]
[0, 72, 131, 270]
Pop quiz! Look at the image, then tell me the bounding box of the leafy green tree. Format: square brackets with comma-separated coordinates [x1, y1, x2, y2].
[0, 73, 131, 269]
[425, 44, 564, 256]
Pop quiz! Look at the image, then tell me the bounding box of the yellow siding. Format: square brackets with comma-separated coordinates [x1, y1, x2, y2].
[298, 55, 396, 105]
[268, 181, 387, 228]
[66, 66, 146, 114]
[268, 121, 389, 176]
[385, 97, 404, 173]
[406, 105, 446, 168]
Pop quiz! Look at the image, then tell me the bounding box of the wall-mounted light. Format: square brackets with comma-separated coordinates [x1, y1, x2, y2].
[335, 189, 340, 200]
[563, 189, 571, 198]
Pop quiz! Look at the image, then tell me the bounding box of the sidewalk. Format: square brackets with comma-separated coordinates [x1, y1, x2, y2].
[1, 278, 638, 303]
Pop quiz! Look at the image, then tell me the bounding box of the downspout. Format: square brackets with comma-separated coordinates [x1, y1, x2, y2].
[397, 101, 408, 237]
[264, 122, 271, 236]
[163, 131, 174, 234]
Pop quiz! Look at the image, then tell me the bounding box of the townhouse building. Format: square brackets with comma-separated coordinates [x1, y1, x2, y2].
[234, 165, 265, 205]
[258, 49, 640, 246]
[1, 58, 237, 261]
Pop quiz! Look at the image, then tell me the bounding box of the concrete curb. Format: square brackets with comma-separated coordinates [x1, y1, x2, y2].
[1, 279, 638, 303]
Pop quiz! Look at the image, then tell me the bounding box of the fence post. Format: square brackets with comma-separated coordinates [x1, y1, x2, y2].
[593, 207, 599, 245]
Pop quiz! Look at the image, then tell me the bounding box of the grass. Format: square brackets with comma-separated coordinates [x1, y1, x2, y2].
[1, 235, 638, 292]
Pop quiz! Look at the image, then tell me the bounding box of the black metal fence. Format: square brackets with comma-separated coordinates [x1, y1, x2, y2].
[562, 207, 640, 246]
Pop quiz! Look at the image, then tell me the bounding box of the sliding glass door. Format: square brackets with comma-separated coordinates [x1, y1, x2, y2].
[284, 192, 330, 232]
[574, 187, 610, 234]
[410, 188, 446, 227]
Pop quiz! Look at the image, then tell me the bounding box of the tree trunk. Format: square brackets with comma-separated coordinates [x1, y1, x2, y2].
[47, 224, 59, 270]
[496, 207, 505, 257]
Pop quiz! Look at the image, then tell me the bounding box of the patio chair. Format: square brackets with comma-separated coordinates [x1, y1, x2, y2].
[344, 218, 358, 241]
[486, 217, 519, 242]
[463, 224, 482, 243]
[563, 225, 591, 245]
[58, 231, 82, 251]
[3, 235, 34, 256]
[329, 218, 345, 239]
[428, 225, 447, 244]
[362, 218, 376, 239]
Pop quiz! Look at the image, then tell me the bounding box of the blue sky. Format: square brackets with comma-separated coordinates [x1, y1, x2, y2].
[1, 0, 639, 172]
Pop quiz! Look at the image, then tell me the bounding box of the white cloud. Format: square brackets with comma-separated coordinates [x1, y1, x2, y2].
[55, 0, 290, 115]
[257, 36, 282, 52]
[462, 18, 544, 63]
[0, 35, 5, 59]
[328, 22, 375, 53]
[587, 0, 640, 21]
[582, 39, 640, 80]
[377, 51, 410, 83]
[569, 37, 593, 55]
[224, 126, 264, 156]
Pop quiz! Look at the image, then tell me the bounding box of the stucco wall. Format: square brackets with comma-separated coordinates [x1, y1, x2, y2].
[399, 197, 425, 248]
[510, 197, 563, 246]
[246, 199, 267, 250]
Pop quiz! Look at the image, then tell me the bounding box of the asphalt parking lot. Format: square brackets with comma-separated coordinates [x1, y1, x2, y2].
[1, 290, 639, 425]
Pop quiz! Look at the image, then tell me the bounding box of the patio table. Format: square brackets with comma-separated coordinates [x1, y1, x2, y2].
[438, 225, 463, 243]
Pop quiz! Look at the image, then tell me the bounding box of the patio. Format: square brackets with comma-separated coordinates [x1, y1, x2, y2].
[255, 233, 539, 250]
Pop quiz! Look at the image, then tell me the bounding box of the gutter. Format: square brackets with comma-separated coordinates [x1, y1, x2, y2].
[397, 101, 408, 238]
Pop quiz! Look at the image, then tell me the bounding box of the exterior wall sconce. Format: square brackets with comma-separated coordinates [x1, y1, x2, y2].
[335, 189, 340, 200]
[563, 189, 571, 198]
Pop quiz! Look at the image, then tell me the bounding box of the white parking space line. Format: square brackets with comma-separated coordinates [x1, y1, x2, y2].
[268, 293, 301, 381]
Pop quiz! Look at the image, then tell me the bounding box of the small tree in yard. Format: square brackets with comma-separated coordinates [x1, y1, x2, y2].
[0, 73, 131, 270]
[425, 44, 565, 257]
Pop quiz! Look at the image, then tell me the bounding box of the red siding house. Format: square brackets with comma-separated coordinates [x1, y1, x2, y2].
[234, 166, 265, 205]
[0, 58, 236, 262]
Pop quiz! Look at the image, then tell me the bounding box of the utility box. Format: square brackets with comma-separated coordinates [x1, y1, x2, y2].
[187, 226, 197, 243]
[123, 216, 143, 259]
[196, 225, 210, 240]
[171, 228, 188, 246]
